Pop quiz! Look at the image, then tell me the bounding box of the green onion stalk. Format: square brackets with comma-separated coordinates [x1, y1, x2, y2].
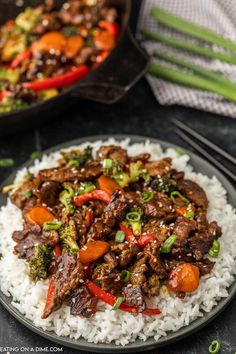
[148, 62, 236, 103]
[151, 6, 236, 53]
[142, 30, 236, 65]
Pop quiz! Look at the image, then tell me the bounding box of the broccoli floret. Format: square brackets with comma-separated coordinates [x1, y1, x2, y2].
[59, 146, 93, 167]
[59, 185, 75, 215]
[150, 175, 176, 193]
[104, 159, 130, 188]
[27, 244, 52, 283]
[129, 161, 150, 184]
[59, 220, 79, 256]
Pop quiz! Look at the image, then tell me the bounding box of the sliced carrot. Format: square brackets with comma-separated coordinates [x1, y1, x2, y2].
[32, 31, 66, 54]
[25, 206, 55, 227]
[64, 35, 84, 59]
[175, 203, 195, 217]
[79, 241, 109, 264]
[167, 263, 199, 293]
[98, 175, 122, 196]
[94, 30, 116, 51]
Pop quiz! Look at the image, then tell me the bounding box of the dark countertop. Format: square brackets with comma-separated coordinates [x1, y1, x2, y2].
[0, 1, 236, 354]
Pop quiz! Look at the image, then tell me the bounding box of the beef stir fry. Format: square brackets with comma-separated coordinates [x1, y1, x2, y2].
[0, 0, 119, 113]
[9, 145, 222, 318]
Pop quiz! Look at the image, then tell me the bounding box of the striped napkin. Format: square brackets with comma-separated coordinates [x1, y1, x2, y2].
[137, 0, 236, 118]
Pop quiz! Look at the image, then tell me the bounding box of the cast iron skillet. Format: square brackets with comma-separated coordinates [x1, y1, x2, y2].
[0, 1, 149, 136]
[0, 134, 236, 353]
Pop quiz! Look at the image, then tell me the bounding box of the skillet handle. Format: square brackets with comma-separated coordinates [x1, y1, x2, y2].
[72, 28, 149, 104]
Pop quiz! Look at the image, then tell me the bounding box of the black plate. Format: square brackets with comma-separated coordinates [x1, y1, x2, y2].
[0, 134, 236, 353]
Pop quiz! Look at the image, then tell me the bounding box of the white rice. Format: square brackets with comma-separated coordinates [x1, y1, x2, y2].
[0, 138, 236, 346]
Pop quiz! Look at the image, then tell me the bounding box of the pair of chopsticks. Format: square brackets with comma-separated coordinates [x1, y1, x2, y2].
[173, 119, 236, 183]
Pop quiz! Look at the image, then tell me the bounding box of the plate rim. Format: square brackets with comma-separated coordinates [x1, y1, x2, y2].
[0, 133, 236, 353]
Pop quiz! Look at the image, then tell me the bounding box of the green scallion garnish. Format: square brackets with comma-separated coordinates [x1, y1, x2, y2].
[78, 183, 96, 195]
[121, 270, 131, 283]
[170, 191, 189, 206]
[184, 210, 195, 218]
[25, 190, 32, 199]
[175, 147, 186, 156]
[126, 211, 141, 222]
[208, 240, 220, 258]
[67, 159, 79, 167]
[0, 158, 14, 167]
[160, 235, 177, 253]
[103, 158, 113, 170]
[115, 230, 125, 243]
[112, 296, 124, 311]
[30, 151, 41, 159]
[141, 191, 154, 203]
[43, 220, 63, 231]
[208, 339, 221, 354]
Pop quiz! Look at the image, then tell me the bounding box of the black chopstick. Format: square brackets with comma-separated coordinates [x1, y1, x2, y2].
[176, 128, 236, 183]
[173, 119, 236, 165]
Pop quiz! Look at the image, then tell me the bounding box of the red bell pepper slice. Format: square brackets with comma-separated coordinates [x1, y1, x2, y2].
[99, 21, 120, 39]
[119, 223, 136, 243]
[136, 234, 157, 248]
[41, 276, 55, 319]
[119, 224, 156, 247]
[74, 189, 111, 206]
[0, 91, 11, 101]
[86, 280, 160, 315]
[53, 245, 61, 261]
[10, 49, 32, 69]
[23, 65, 89, 91]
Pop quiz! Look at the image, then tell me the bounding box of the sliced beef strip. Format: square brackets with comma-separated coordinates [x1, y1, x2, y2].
[189, 221, 222, 260]
[171, 216, 197, 247]
[129, 153, 151, 163]
[122, 284, 146, 312]
[38, 161, 102, 182]
[144, 157, 172, 177]
[144, 242, 168, 279]
[142, 219, 169, 247]
[170, 169, 185, 181]
[22, 196, 37, 216]
[42, 250, 85, 319]
[89, 200, 107, 217]
[92, 263, 123, 294]
[103, 251, 118, 270]
[35, 181, 62, 207]
[177, 179, 209, 210]
[110, 242, 139, 268]
[102, 190, 129, 227]
[142, 273, 160, 297]
[70, 285, 97, 318]
[12, 224, 59, 259]
[130, 255, 148, 288]
[195, 208, 208, 231]
[10, 179, 40, 209]
[96, 145, 128, 165]
[87, 218, 112, 241]
[195, 258, 215, 276]
[125, 191, 174, 219]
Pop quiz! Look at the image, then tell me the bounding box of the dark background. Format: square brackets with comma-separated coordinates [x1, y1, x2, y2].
[0, 1, 236, 353]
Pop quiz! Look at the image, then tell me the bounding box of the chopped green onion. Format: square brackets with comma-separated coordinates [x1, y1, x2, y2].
[30, 151, 41, 159]
[170, 191, 189, 206]
[121, 270, 131, 283]
[77, 183, 96, 195]
[25, 190, 32, 199]
[175, 147, 186, 156]
[126, 211, 141, 222]
[115, 230, 125, 243]
[67, 159, 79, 167]
[43, 220, 63, 231]
[103, 158, 113, 170]
[161, 235, 177, 254]
[208, 240, 220, 258]
[184, 210, 195, 218]
[141, 191, 154, 203]
[0, 158, 14, 167]
[208, 339, 221, 354]
[112, 296, 124, 311]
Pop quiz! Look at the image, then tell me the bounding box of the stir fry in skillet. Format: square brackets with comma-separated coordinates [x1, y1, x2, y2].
[0, 0, 119, 113]
[9, 145, 222, 318]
